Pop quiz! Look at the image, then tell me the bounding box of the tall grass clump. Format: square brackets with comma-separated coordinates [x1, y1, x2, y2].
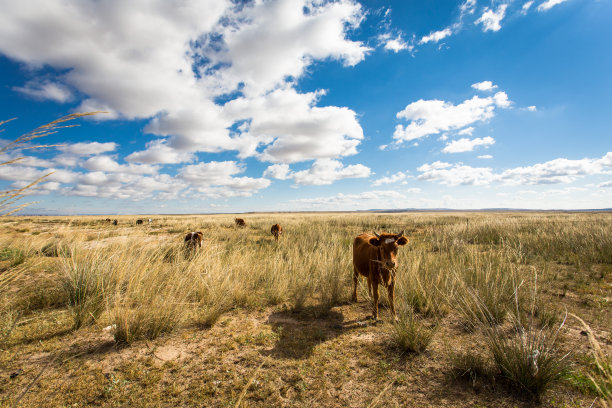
[482, 278, 570, 401]
[109, 244, 193, 344]
[395, 250, 451, 318]
[389, 303, 436, 354]
[571, 314, 611, 406]
[451, 249, 517, 330]
[59, 247, 110, 329]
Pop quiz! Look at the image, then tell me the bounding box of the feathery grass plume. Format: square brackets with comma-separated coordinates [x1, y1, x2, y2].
[0, 112, 103, 216]
[482, 274, 570, 401]
[570, 314, 611, 407]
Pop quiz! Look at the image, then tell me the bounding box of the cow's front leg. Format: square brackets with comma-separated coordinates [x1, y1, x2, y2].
[387, 281, 397, 321]
[372, 281, 379, 320]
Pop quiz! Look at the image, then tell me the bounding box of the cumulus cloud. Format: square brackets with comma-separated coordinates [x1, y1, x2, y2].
[263, 164, 292, 180]
[393, 90, 512, 144]
[224, 88, 364, 163]
[291, 159, 371, 186]
[81, 155, 159, 174]
[443, 136, 495, 153]
[478, 154, 493, 159]
[289, 190, 406, 210]
[598, 181, 612, 188]
[458, 127, 474, 136]
[178, 161, 270, 198]
[417, 152, 612, 186]
[372, 171, 408, 186]
[13, 80, 73, 103]
[538, 0, 569, 12]
[420, 28, 453, 44]
[471, 81, 498, 92]
[0, 0, 370, 177]
[475, 4, 508, 32]
[57, 142, 118, 156]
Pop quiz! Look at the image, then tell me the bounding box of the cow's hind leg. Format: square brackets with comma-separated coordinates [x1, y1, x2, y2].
[352, 267, 359, 302]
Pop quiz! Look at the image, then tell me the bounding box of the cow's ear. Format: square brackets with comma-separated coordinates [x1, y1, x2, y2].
[396, 236, 408, 246]
[369, 237, 381, 246]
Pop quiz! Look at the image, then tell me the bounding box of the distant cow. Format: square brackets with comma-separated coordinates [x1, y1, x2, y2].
[184, 231, 203, 251]
[352, 231, 408, 320]
[113, 220, 118, 225]
[105, 218, 111, 223]
[148, 218, 153, 224]
[271, 224, 282, 241]
[235, 218, 246, 227]
[136, 219, 144, 225]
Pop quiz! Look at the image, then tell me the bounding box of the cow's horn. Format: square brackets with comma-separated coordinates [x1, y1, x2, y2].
[373, 231, 381, 238]
[396, 230, 404, 238]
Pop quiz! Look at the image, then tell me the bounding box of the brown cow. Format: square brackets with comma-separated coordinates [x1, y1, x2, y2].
[113, 219, 118, 225]
[235, 218, 246, 227]
[105, 218, 111, 223]
[184, 231, 203, 251]
[271, 223, 282, 241]
[352, 231, 408, 320]
[136, 219, 144, 225]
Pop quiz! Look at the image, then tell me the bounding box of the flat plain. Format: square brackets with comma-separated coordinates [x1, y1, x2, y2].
[0, 212, 610, 407]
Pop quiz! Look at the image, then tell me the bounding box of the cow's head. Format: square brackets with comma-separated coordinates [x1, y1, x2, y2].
[369, 231, 408, 270]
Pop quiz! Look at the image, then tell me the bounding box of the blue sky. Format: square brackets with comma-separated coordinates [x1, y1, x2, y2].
[0, 0, 610, 214]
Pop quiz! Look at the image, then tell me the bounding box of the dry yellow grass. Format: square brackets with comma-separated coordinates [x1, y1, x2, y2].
[0, 212, 610, 407]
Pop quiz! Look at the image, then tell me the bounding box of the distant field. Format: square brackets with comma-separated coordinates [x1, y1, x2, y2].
[0, 212, 610, 407]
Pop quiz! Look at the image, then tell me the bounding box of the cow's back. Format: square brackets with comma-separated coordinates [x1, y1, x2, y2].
[353, 233, 376, 277]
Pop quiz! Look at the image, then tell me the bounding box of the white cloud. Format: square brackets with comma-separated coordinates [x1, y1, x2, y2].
[460, 0, 477, 16]
[417, 162, 496, 186]
[81, 155, 159, 174]
[379, 33, 411, 52]
[417, 152, 612, 186]
[224, 88, 363, 163]
[478, 154, 493, 159]
[57, 142, 118, 156]
[538, 0, 569, 12]
[372, 171, 408, 186]
[475, 4, 509, 32]
[13, 80, 73, 103]
[598, 181, 612, 188]
[178, 161, 270, 198]
[393, 91, 512, 143]
[0, 1, 369, 168]
[522, 1, 535, 13]
[471, 81, 498, 92]
[289, 190, 406, 210]
[420, 28, 453, 44]
[527, 105, 537, 112]
[443, 136, 495, 153]
[263, 164, 292, 180]
[458, 127, 474, 136]
[291, 159, 371, 186]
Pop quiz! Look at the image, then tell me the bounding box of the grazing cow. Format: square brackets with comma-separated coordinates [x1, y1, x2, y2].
[113, 220, 118, 225]
[148, 218, 153, 224]
[271, 224, 282, 241]
[184, 231, 203, 251]
[105, 218, 111, 223]
[235, 218, 246, 227]
[352, 231, 408, 320]
[136, 219, 144, 225]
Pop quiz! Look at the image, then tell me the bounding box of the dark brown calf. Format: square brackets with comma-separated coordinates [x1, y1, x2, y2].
[352, 231, 408, 320]
[235, 218, 246, 227]
[271, 224, 282, 240]
[184, 231, 203, 251]
[113, 220, 118, 225]
[136, 219, 144, 225]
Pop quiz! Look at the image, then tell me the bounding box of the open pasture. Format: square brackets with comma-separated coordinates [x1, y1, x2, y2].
[0, 212, 610, 407]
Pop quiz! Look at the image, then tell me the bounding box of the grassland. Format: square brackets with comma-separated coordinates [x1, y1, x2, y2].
[0, 212, 610, 407]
